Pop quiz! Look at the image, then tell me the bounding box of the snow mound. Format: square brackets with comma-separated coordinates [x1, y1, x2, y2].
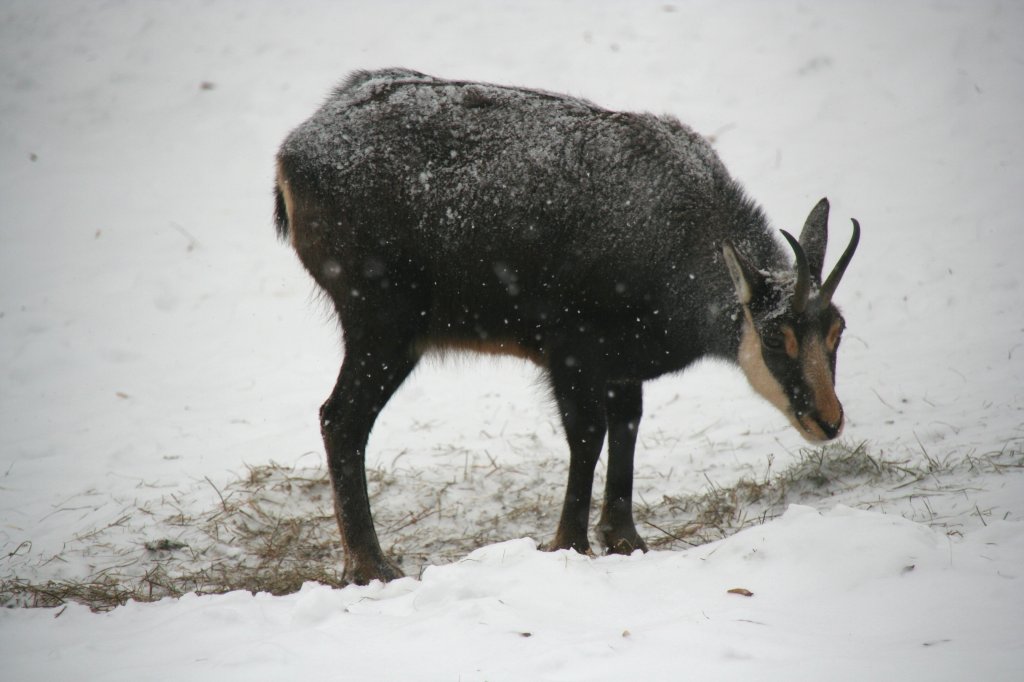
[3, 506, 1021, 681]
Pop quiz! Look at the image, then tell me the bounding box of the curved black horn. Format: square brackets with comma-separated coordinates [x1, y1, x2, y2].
[780, 229, 810, 313]
[820, 219, 861, 305]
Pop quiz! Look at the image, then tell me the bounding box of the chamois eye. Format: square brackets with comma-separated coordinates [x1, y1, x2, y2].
[763, 335, 785, 351]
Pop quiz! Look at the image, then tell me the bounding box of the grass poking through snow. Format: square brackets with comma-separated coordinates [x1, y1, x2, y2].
[2, 441, 1020, 611]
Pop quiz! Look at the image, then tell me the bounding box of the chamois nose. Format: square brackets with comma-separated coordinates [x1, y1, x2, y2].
[812, 412, 843, 440]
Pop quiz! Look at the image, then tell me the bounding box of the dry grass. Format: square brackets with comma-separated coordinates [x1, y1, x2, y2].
[2, 462, 348, 610]
[3, 440, 1021, 611]
[638, 441, 911, 547]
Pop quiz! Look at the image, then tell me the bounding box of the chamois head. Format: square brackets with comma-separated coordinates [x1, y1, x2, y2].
[722, 198, 860, 442]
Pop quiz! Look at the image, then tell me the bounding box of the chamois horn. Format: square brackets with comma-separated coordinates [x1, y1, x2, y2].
[780, 230, 810, 313]
[820, 219, 861, 305]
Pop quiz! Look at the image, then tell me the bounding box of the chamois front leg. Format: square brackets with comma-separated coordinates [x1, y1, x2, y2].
[321, 340, 419, 585]
[547, 348, 607, 555]
[597, 381, 648, 554]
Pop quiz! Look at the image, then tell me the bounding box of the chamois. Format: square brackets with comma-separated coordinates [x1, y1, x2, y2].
[274, 69, 860, 585]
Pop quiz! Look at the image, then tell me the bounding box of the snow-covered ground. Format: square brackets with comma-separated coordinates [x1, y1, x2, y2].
[2, 1, 1022, 680]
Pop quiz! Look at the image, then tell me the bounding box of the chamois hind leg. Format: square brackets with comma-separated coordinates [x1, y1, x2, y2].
[547, 348, 608, 555]
[321, 333, 419, 585]
[597, 381, 648, 554]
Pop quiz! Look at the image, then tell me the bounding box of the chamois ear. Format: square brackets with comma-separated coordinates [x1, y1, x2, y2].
[798, 197, 830, 282]
[721, 239, 763, 306]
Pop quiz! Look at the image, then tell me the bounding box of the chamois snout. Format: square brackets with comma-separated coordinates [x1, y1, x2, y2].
[795, 386, 845, 442]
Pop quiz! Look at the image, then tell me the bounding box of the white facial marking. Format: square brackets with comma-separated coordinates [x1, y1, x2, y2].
[738, 312, 842, 443]
[738, 312, 792, 420]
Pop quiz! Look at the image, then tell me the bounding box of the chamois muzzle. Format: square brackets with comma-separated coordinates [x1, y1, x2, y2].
[803, 407, 845, 442]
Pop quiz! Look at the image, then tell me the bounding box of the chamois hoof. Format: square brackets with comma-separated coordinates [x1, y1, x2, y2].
[601, 533, 649, 555]
[597, 519, 649, 555]
[544, 535, 595, 557]
[342, 556, 405, 586]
